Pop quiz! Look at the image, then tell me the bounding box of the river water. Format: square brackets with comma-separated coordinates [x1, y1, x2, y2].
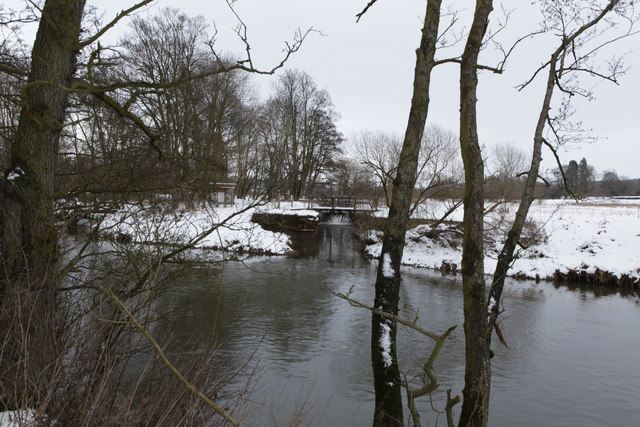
[158, 224, 640, 426]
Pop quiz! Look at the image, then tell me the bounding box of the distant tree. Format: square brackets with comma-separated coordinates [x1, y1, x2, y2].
[602, 169, 619, 182]
[326, 156, 376, 199]
[228, 104, 264, 198]
[120, 9, 222, 204]
[578, 157, 595, 195]
[600, 168, 627, 196]
[566, 160, 579, 192]
[349, 125, 460, 210]
[487, 142, 529, 199]
[348, 130, 402, 206]
[263, 70, 342, 199]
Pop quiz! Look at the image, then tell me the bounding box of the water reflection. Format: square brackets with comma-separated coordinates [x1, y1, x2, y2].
[158, 225, 640, 427]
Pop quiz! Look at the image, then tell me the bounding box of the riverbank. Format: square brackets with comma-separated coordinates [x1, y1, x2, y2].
[96, 198, 640, 288]
[364, 198, 640, 289]
[98, 200, 318, 255]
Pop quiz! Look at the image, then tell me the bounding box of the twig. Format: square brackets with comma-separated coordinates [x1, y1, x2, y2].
[79, 0, 155, 48]
[356, 0, 380, 22]
[445, 389, 461, 427]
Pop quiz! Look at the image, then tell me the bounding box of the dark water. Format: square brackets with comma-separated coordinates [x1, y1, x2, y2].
[158, 225, 640, 426]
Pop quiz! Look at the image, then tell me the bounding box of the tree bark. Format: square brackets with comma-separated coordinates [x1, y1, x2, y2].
[3, 0, 85, 280]
[0, 0, 86, 409]
[371, 1, 442, 425]
[457, 1, 493, 426]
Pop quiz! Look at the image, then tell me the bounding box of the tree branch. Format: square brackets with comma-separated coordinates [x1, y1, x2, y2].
[432, 57, 504, 74]
[79, 0, 156, 48]
[541, 137, 579, 200]
[356, 0, 381, 23]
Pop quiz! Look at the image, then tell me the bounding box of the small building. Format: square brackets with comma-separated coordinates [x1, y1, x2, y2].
[212, 182, 236, 206]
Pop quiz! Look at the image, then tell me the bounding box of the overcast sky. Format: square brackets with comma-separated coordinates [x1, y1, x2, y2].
[71, 1, 640, 178]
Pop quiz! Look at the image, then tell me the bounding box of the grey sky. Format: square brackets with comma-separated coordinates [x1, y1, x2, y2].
[48, 1, 640, 177]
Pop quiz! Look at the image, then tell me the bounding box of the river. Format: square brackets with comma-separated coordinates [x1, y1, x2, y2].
[158, 224, 640, 426]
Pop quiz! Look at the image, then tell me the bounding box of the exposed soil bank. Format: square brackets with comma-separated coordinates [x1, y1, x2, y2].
[252, 212, 319, 233]
[552, 268, 639, 291]
[350, 213, 458, 240]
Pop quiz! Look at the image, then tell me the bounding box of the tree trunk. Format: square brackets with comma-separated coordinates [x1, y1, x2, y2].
[488, 0, 621, 331]
[487, 57, 554, 322]
[371, 1, 442, 425]
[0, 0, 86, 409]
[457, 1, 493, 426]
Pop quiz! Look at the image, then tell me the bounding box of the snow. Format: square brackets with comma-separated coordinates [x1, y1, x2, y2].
[365, 198, 640, 282]
[100, 199, 292, 255]
[258, 207, 319, 218]
[6, 167, 24, 181]
[257, 199, 321, 214]
[488, 296, 496, 313]
[381, 253, 395, 278]
[77, 196, 640, 281]
[379, 322, 392, 368]
[0, 410, 35, 426]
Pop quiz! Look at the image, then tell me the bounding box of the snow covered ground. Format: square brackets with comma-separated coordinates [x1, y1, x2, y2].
[365, 198, 640, 282]
[96, 197, 639, 282]
[99, 199, 318, 255]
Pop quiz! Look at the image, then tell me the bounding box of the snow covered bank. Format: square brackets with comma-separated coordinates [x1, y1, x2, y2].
[364, 199, 640, 286]
[100, 200, 293, 255]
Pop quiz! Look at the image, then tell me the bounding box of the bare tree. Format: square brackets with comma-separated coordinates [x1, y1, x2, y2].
[410, 125, 461, 217]
[347, 130, 402, 206]
[262, 69, 342, 199]
[488, 0, 635, 344]
[349, 126, 460, 213]
[600, 168, 625, 195]
[356, 1, 445, 425]
[485, 142, 529, 199]
[456, 1, 494, 425]
[473, 2, 637, 426]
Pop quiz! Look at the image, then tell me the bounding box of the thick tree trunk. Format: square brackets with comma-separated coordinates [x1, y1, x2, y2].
[0, 0, 86, 409]
[370, 1, 442, 425]
[457, 1, 493, 426]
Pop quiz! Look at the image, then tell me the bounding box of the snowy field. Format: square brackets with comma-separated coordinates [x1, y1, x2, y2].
[365, 198, 640, 282]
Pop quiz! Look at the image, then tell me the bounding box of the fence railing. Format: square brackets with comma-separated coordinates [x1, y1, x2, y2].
[306, 197, 378, 211]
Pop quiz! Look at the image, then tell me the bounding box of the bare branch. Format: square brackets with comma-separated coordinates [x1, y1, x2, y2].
[330, 285, 456, 426]
[445, 389, 462, 427]
[541, 138, 579, 201]
[517, 58, 553, 91]
[356, 0, 380, 23]
[329, 286, 455, 342]
[79, 0, 155, 48]
[432, 57, 504, 74]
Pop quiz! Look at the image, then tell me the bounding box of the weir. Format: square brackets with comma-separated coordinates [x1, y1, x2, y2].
[321, 212, 352, 224]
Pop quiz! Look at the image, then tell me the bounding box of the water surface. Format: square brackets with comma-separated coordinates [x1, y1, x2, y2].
[159, 225, 640, 426]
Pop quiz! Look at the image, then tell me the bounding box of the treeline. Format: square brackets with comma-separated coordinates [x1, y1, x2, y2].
[508, 157, 640, 199]
[4, 8, 627, 211]
[1, 8, 342, 205]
